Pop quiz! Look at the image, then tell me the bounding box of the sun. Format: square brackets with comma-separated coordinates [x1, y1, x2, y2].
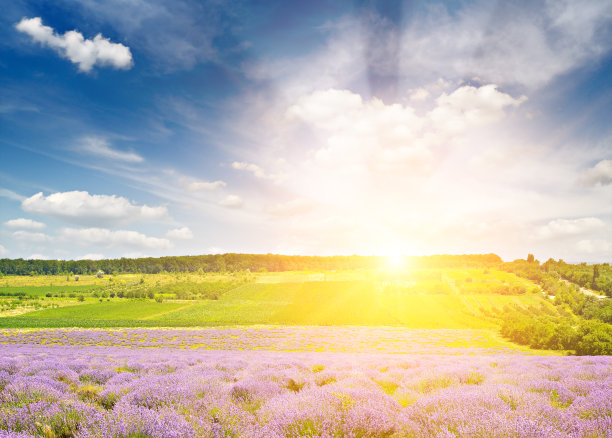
[385, 254, 406, 271]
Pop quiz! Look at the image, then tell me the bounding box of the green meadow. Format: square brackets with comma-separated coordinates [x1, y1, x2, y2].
[0, 268, 555, 329]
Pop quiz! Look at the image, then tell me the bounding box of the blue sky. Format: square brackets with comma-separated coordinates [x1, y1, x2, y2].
[1, 0, 611, 262]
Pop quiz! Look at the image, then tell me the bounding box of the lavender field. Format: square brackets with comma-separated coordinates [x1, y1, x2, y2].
[0, 328, 610, 437]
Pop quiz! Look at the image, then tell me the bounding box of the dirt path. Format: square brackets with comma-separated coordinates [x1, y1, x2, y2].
[140, 303, 194, 320]
[560, 279, 607, 300]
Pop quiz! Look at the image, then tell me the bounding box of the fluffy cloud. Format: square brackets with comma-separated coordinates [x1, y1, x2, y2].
[77, 136, 143, 163]
[4, 218, 46, 230]
[12, 230, 51, 243]
[218, 195, 243, 208]
[60, 227, 171, 250]
[21, 191, 167, 226]
[184, 180, 226, 191]
[15, 17, 133, 72]
[287, 85, 524, 175]
[428, 85, 526, 134]
[165, 226, 194, 240]
[0, 245, 7, 256]
[536, 217, 605, 239]
[581, 159, 612, 186]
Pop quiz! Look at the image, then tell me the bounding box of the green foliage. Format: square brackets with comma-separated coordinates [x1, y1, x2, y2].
[576, 320, 612, 355]
[0, 253, 503, 275]
[543, 259, 612, 297]
[13, 301, 186, 321]
[500, 306, 611, 355]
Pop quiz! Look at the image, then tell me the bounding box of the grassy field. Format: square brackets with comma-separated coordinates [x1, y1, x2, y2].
[0, 269, 556, 328]
[151, 282, 552, 328]
[0, 284, 104, 297]
[12, 301, 188, 320]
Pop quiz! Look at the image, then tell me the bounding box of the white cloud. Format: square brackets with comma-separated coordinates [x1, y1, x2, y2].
[15, 17, 133, 72]
[165, 226, 193, 240]
[287, 85, 524, 176]
[536, 217, 605, 239]
[428, 84, 526, 134]
[77, 136, 143, 163]
[0, 244, 7, 256]
[60, 227, 171, 250]
[231, 162, 270, 179]
[576, 239, 610, 254]
[12, 230, 51, 243]
[218, 195, 243, 208]
[4, 218, 46, 230]
[581, 159, 612, 186]
[22, 191, 167, 226]
[184, 180, 226, 191]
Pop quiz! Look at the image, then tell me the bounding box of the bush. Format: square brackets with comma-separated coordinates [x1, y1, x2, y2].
[576, 321, 612, 355]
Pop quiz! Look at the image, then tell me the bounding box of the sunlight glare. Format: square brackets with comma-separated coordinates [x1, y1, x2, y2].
[385, 254, 406, 271]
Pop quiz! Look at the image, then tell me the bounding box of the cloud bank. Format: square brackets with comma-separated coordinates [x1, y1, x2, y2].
[22, 191, 167, 226]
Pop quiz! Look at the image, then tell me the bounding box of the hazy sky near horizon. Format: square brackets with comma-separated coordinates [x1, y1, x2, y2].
[1, 0, 611, 263]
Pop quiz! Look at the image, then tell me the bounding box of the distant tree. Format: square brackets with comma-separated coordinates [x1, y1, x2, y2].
[592, 264, 600, 285]
[527, 254, 535, 263]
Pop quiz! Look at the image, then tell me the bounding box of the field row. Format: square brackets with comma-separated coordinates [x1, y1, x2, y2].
[0, 327, 528, 354]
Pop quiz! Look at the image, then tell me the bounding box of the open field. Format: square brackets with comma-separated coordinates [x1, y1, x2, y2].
[0, 269, 554, 328]
[0, 267, 609, 437]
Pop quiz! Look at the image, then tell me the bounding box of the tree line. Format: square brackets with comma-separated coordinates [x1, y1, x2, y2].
[0, 253, 503, 276]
